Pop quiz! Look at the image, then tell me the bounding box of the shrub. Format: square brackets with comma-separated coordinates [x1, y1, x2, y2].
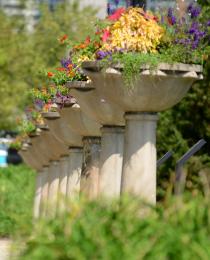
[20, 196, 210, 260]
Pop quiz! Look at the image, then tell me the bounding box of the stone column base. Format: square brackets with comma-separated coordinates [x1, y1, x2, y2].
[99, 126, 124, 198]
[121, 112, 158, 205]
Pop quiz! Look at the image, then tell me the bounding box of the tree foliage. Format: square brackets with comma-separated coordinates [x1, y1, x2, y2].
[0, 1, 97, 129]
[157, 2, 210, 195]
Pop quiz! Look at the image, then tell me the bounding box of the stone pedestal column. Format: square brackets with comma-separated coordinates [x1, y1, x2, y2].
[40, 166, 49, 217]
[80, 137, 101, 200]
[66, 148, 83, 200]
[59, 156, 69, 197]
[99, 126, 124, 198]
[34, 171, 43, 219]
[121, 113, 158, 204]
[57, 156, 69, 212]
[47, 160, 60, 217]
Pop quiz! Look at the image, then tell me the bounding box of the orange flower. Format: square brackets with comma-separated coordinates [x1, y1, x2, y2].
[47, 72, 54, 77]
[73, 44, 83, 50]
[42, 88, 47, 94]
[95, 30, 102, 35]
[94, 41, 101, 48]
[67, 64, 74, 70]
[69, 71, 76, 77]
[56, 67, 66, 71]
[59, 34, 68, 44]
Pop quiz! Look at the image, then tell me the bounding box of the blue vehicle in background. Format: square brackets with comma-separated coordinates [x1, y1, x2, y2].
[0, 136, 22, 167]
[0, 139, 9, 167]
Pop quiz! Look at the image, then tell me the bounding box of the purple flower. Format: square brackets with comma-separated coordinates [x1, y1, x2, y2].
[34, 99, 44, 110]
[192, 39, 199, 49]
[107, 3, 116, 15]
[188, 21, 199, 34]
[187, 3, 201, 19]
[114, 0, 120, 5]
[126, 0, 132, 7]
[96, 50, 112, 60]
[61, 58, 72, 69]
[207, 20, 210, 26]
[167, 7, 176, 25]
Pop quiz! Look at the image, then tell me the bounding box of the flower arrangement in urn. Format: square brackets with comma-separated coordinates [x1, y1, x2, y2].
[46, 57, 89, 86]
[31, 83, 76, 112]
[64, 2, 209, 84]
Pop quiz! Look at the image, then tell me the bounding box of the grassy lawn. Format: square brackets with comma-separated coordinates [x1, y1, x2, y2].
[0, 165, 35, 238]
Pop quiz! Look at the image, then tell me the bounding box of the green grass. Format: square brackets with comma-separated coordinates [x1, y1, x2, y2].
[20, 196, 210, 260]
[0, 164, 35, 238]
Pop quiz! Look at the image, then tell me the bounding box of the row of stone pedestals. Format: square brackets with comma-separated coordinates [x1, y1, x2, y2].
[19, 62, 202, 218]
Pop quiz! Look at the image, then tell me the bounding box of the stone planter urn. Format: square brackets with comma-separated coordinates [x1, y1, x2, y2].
[42, 111, 83, 202]
[33, 126, 68, 217]
[58, 104, 101, 200]
[82, 61, 203, 204]
[19, 143, 42, 171]
[68, 82, 125, 198]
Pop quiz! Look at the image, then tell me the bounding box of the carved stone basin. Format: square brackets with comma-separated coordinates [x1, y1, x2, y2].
[59, 105, 101, 137]
[28, 133, 50, 167]
[19, 145, 43, 171]
[82, 62, 203, 112]
[42, 111, 82, 147]
[31, 128, 69, 161]
[68, 82, 124, 126]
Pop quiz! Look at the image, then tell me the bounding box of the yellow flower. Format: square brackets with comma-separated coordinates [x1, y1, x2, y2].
[108, 8, 164, 53]
[77, 55, 91, 63]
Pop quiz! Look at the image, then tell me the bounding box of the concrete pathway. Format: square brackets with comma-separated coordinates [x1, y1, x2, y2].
[0, 239, 12, 260]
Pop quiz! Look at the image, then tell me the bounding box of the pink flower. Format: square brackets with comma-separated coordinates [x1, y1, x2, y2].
[108, 7, 125, 21]
[102, 29, 110, 42]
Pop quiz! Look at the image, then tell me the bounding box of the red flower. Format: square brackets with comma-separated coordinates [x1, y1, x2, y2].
[47, 72, 54, 77]
[167, 17, 173, 26]
[85, 36, 91, 44]
[95, 30, 102, 35]
[108, 7, 125, 21]
[153, 16, 159, 22]
[59, 34, 68, 44]
[102, 29, 110, 42]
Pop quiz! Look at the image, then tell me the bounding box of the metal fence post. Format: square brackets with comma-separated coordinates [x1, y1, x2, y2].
[175, 139, 206, 195]
[157, 151, 173, 168]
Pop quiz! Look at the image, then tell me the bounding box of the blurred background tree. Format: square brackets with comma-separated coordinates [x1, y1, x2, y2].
[157, 0, 210, 199]
[0, 1, 97, 129]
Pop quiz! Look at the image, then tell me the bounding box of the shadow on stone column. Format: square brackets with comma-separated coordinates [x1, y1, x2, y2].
[40, 166, 49, 217]
[80, 137, 101, 200]
[66, 147, 83, 201]
[47, 160, 60, 218]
